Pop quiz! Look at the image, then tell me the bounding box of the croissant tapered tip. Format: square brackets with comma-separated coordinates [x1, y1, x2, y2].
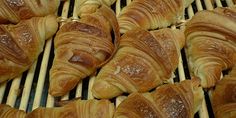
[172, 29, 185, 49]
[92, 79, 123, 99]
[49, 74, 79, 97]
[44, 15, 58, 40]
[177, 80, 204, 114]
[49, 88, 64, 97]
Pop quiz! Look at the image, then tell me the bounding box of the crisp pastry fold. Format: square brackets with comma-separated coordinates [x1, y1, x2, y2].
[118, 0, 194, 33]
[49, 6, 120, 96]
[0, 0, 60, 23]
[185, 6, 236, 88]
[92, 28, 185, 99]
[114, 80, 204, 118]
[78, 0, 117, 16]
[211, 66, 236, 118]
[0, 15, 58, 83]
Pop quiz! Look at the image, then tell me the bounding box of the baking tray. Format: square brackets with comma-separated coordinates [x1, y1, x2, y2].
[0, 0, 235, 118]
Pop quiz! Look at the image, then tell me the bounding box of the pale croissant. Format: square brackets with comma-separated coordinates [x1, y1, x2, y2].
[78, 0, 117, 16]
[211, 65, 236, 118]
[118, 0, 194, 33]
[0, 15, 58, 83]
[92, 28, 185, 99]
[49, 6, 120, 96]
[185, 6, 236, 88]
[114, 80, 204, 118]
[0, 0, 60, 23]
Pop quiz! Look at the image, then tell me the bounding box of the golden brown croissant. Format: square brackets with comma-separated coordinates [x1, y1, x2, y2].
[114, 80, 204, 118]
[26, 99, 114, 118]
[0, 99, 114, 118]
[92, 28, 185, 99]
[0, 0, 60, 24]
[211, 66, 236, 118]
[0, 104, 26, 118]
[78, 0, 117, 16]
[185, 6, 236, 88]
[49, 6, 120, 96]
[0, 15, 58, 83]
[118, 0, 194, 33]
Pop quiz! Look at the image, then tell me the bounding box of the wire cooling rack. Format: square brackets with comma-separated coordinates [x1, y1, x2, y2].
[0, 0, 235, 118]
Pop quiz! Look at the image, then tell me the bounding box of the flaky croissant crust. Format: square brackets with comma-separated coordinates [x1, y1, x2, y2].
[78, 0, 117, 16]
[92, 28, 185, 99]
[0, 15, 58, 83]
[114, 80, 204, 118]
[49, 5, 120, 96]
[0, 99, 114, 118]
[0, 0, 60, 23]
[185, 6, 236, 88]
[0, 104, 26, 118]
[118, 0, 194, 33]
[212, 66, 236, 118]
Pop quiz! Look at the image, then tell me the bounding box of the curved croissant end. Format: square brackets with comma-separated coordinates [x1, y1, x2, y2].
[118, 0, 193, 33]
[212, 66, 236, 118]
[185, 6, 236, 88]
[44, 15, 59, 39]
[114, 80, 204, 118]
[0, 15, 58, 83]
[78, 0, 117, 16]
[0, 0, 60, 24]
[92, 77, 124, 99]
[92, 28, 185, 99]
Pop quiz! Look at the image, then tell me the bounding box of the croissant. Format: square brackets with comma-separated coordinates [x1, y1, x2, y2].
[0, 99, 114, 118]
[0, 104, 26, 118]
[78, 0, 117, 16]
[114, 80, 204, 118]
[49, 5, 120, 96]
[0, 0, 60, 24]
[92, 28, 185, 99]
[211, 66, 236, 118]
[26, 99, 114, 118]
[117, 0, 194, 33]
[0, 15, 58, 83]
[185, 6, 236, 88]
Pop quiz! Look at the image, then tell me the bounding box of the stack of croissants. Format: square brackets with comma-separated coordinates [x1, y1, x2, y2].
[0, 0, 235, 118]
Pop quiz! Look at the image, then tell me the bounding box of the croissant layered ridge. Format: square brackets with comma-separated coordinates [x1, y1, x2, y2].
[78, 0, 117, 16]
[0, 0, 60, 23]
[118, 0, 194, 33]
[92, 28, 185, 99]
[212, 66, 236, 118]
[0, 15, 58, 83]
[114, 80, 204, 118]
[185, 6, 236, 88]
[49, 6, 120, 96]
[0, 104, 26, 118]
